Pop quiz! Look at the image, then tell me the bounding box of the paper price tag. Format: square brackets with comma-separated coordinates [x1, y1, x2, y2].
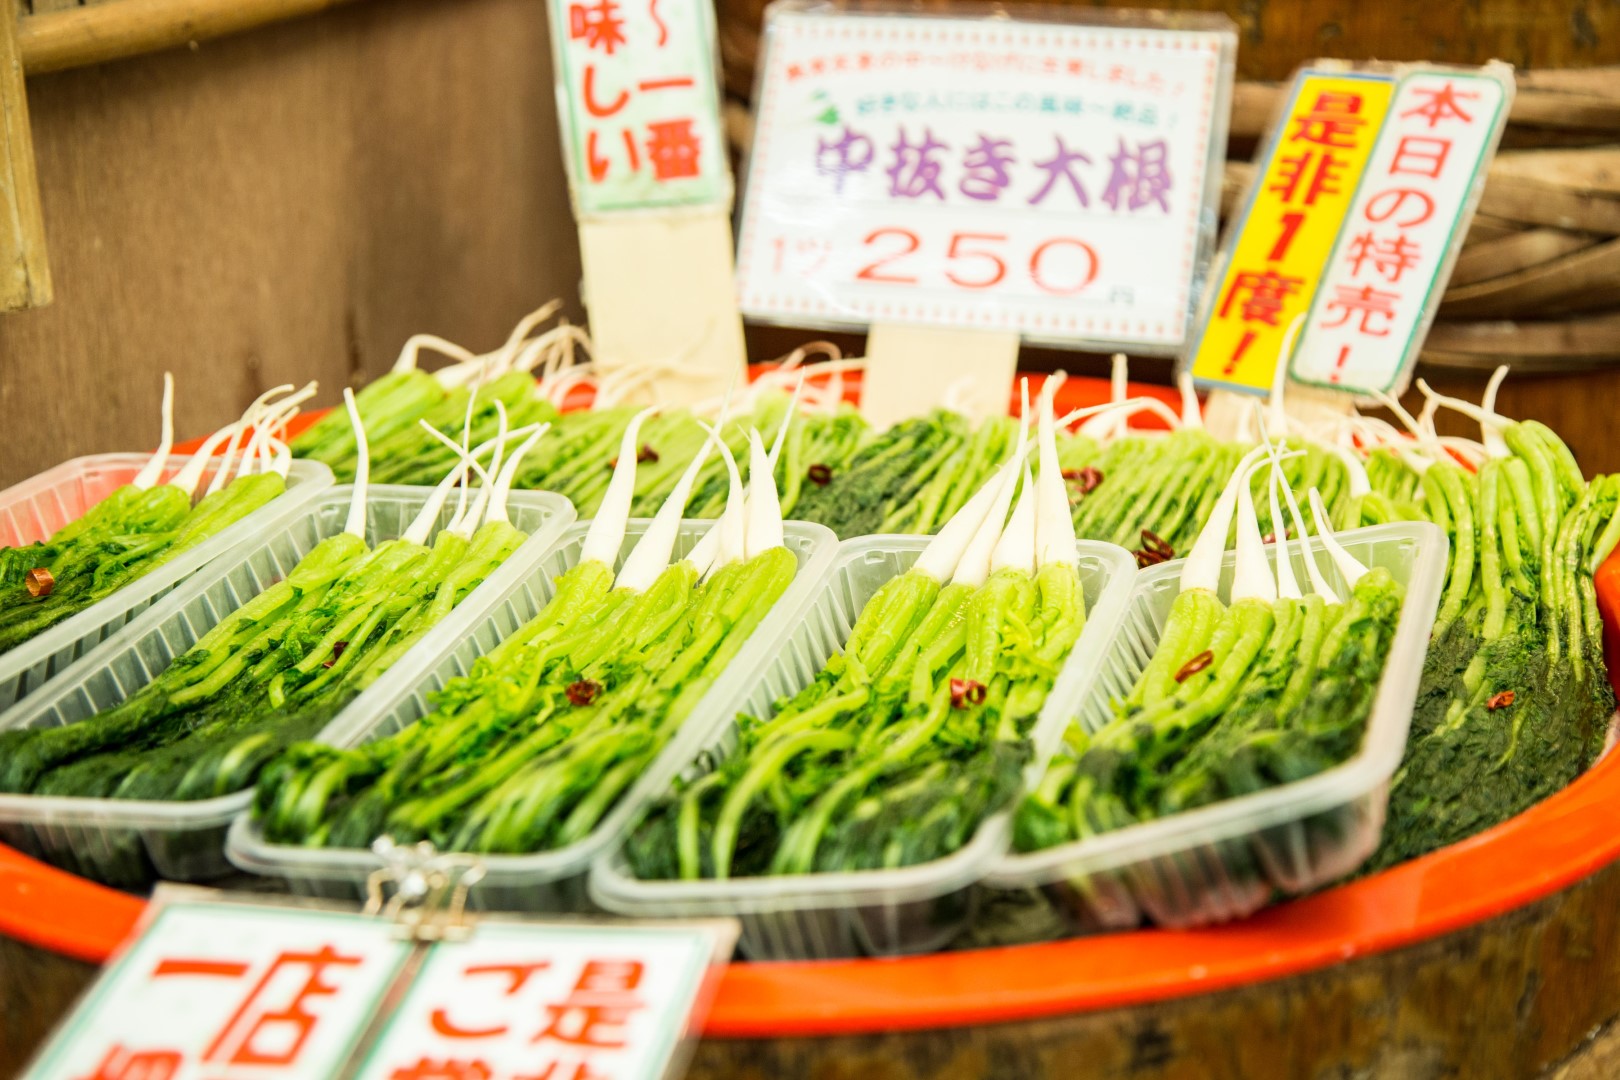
[1188, 61, 1511, 398]
[548, 0, 730, 215]
[1188, 70, 1396, 393]
[1290, 69, 1510, 393]
[735, 4, 1236, 353]
[22, 886, 737, 1080]
[355, 923, 729, 1080]
[24, 897, 413, 1080]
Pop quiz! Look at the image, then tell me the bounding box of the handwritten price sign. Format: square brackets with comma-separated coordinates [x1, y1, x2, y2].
[548, 0, 730, 214]
[735, 5, 1235, 351]
[22, 890, 735, 1080]
[1291, 70, 1509, 393]
[1188, 62, 1510, 397]
[23, 900, 411, 1080]
[356, 923, 721, 1080]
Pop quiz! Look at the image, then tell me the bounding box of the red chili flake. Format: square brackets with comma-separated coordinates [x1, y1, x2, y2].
[1487, 690, 1516, 711]
[807, 463, 834, 487]
[1174, 650, 1214, 683]
[322, 641, 349, 669]
[1134, 548, 1171, 569]
[637, 444, 659, 464]
[949, 678, 987, 709]
[1140, 530, 1174, 559]
[1061, 466, 1104, 494]
[567, 679, 602, 706]
[24, 568, 54, 597]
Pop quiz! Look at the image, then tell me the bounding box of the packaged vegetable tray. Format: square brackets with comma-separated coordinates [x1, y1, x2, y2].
[0, 453, 333, 712]
[984, 520, 1447, 931]
[0, 485, 575, 887]
[588, 534, 1137, 961]
[225, 517, 840, 910]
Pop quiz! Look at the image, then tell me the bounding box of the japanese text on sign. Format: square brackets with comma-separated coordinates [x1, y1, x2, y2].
[24, 902, 412, 1080]
[548, 0, 729, 214]
[1188, 72, 1395, 392]
[356, 923, 721, 1080]
[1291, 71, 1509, 393]
[734, 7, 1234, 351]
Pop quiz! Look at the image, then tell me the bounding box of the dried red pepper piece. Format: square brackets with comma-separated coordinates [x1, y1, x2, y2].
[322, 641, 349, 669]
[949, 678, 987, 709]
[1061, 466, 1104, 494]
[1134, 549, 1169, 569]
[1140, 529, 1174, 559]
[567, 679, 602, 706]
[1174, 650, 1214, 683]
[1487, 690, 1516, 711]
[24, 568, 54, 597]
[807, 464, 833, 487]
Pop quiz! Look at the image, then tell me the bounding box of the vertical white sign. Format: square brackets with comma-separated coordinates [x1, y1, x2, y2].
[24, 900, 412, 1080]
[1290, 67, 1511, 394]
[356, 922, 731, 1080]
[548, 0, 730, 215]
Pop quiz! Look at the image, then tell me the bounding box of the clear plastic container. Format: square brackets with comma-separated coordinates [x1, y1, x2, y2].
[982, 520, 1447, 931]
[225, 519, 841, 910]
[0, 453, 334, 713]
[588, 536, 1139, 960]
[0, 486, 576, 888]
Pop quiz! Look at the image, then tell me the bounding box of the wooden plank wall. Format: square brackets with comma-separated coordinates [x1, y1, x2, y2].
[1, 0, 1617, 488]
[0, 0, 583, 488]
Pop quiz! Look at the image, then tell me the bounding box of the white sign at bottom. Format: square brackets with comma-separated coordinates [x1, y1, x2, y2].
[355, 922, 726, 1080]
[25, 900, 412, 1080]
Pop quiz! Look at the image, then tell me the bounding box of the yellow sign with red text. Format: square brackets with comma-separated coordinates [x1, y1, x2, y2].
[1190, 73, 1395, 392]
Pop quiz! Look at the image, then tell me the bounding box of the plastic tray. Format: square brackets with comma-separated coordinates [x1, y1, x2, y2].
[983, 520, 1448, 931]
[0, 453, 334, 713]
[588, 536, 1139, 960]
[0, 486, 576, 888]
[225, 518, 841, 910]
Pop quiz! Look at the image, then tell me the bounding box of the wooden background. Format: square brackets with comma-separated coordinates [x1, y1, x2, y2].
[0, 0, 584, 488]
[0, 0, 1617, 489]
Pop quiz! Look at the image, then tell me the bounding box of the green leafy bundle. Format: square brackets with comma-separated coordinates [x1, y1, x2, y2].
[254, 547, 799, 853]
[0, 472, 287, 657]
[0, 517, 526, 802]
[625, 556, 1087, 881]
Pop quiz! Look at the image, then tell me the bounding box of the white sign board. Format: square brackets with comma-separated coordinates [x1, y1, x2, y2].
[547, 0, 731, 215]
[356, 922, 725, 1080]
[1290, 68, 1510, 393]
[24, 899, 412, 1079]
[22, 890, 736, 1080]
[735, 4, 1235, 353]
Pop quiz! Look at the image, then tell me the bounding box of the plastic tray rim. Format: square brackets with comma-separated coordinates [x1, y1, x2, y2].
[0, 486, 577, 840]
[587, 534, 1140, 917]
[983, 518, 1448, 889]
[224, 518, 843, 891]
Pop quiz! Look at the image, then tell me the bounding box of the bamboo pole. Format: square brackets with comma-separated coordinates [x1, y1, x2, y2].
[17, 0, 368, 76]
[0, 4, 50, 311]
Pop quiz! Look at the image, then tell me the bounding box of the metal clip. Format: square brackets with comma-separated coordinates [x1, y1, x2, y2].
[362, 836, 487, 942]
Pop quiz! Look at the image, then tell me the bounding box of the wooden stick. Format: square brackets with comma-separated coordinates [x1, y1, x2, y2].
[1449, 229, 1595, 288]
[1426, 313, 1620, 357]
[18, 0, 368, 76]
[1476, 176, 1620, 236]
[1441, 237, 1620, 318]
[1492, 148, 1620, 198]
[1228, 75, 1620, 139]
[0, 6, 51, 312]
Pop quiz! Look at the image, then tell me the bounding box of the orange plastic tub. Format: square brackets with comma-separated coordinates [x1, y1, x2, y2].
[4, 370, 1617, 1041]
